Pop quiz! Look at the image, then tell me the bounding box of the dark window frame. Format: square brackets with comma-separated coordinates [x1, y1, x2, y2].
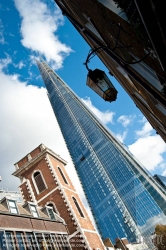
[58, 167, 68, 184]
[72, 197, 85, 218]
[34, 171, 47, 193]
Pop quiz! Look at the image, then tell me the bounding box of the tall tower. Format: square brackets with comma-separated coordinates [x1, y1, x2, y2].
[13, 144, 105, 250]
[36, 59, 166, 247]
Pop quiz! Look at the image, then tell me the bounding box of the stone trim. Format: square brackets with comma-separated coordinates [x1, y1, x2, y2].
[26, 179, 37, 204]
[27, 154, 32, 161]
[0, 227, 67, 234]
[37, 187, 59, 203]
[62, 185, 77, 193]
[18, 186, 26, 203]
[13, 148, 67, 177]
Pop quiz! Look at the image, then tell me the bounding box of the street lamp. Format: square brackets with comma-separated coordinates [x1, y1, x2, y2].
[84, 47, 118, 102]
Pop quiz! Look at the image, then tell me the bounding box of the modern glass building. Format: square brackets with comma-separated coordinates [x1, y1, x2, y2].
[37, 59, 166, 247]
[154, 175, 166, 190]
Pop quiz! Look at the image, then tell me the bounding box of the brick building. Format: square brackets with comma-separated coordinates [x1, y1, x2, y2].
[0, 196, 71, 249]
[12, 144, 105, 250]
[53, 0, 166, 142]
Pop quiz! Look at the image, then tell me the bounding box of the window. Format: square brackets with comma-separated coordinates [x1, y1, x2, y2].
[51, 233, 71, 250]
[16, 232, 26, 250]
[30, 205, 38, 217]
[47, 203, 56, 212]
[130, 55, 162, 91]
[34, 171, 46, 193]
[98, 0, 128, 20]
[35, 233, 44, 249]
[0, 231, 6, 250]
[58, 167, 68, 184]
[46, 203, 59, 216]
[80, 156, 85, 162]
[5, 232, 15, 250]
[50, 234, 60, 250]
[72, 197, 85, 218]
[26, 232, 37, 250]
[8, 200, 18, 214]
[47, 207, 55, 220]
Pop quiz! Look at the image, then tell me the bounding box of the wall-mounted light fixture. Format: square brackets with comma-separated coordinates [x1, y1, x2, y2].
[84, 46, 118, 102]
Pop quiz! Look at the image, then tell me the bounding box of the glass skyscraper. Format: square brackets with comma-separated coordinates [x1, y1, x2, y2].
[37, 60, 166, 247]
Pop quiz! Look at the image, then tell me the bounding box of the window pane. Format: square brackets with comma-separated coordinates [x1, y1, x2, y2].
[16, 233, 26, 250]
[32, 212, 38, 218]
[72, 197, 84, 218]
[10, 208, 18, 214]
[26, 232, 37, 250]
[0, 231, 7, 250]
[47, 204, 58, 214]
[34, 172, 46, 193]
[31, 206, 36, 212]
[48, 208, 55, 220]
[8, 201, 16, 207]
[58, 167, 68, 184]
[5, 232, 15, 250]
[30, 205, 38, 217]
[43, 234, 54, 250]
[35, 233, 44, 250]
[50, 234, 59, 250]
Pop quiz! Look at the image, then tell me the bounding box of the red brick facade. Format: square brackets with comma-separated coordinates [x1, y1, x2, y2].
[13, 144, 105, 250]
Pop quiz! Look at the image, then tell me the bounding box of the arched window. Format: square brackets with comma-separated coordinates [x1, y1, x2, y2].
[34, 171, 46, 193]
[72, 197, 84, 218]
[58, 167, 68, 184]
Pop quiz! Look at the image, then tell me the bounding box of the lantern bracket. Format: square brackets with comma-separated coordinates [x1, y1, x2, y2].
[84, 45, 150, 72]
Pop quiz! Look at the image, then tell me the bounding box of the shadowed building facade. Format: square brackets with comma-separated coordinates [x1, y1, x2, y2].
[36, 60, 166, 248]
[53, 0, 166, 142]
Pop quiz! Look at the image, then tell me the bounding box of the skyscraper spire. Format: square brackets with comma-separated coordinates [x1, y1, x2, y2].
[37, 60, 166, 248]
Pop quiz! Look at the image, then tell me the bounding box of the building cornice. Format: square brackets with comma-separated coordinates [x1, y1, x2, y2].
[12, 148, 67, 177]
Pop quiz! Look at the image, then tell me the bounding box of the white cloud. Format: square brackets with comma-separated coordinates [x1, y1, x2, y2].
[162, 168, 166, 176]
[11, 74, 20, 81]
[116, 130, 128, 143]
[0, 54, 12, 70]
[0, 65, 95, 221]
[138, 116, 147, 123]
[82, 97, 115, 125]
[0, 68, 75, 189]
[14, 0, 72, 69]
[13, 61, 26, 69]
[117, 114, 135, 127]
[135, 121, 153, 137]
[128, 121, 166, 171]
[18, 61, 25, 69]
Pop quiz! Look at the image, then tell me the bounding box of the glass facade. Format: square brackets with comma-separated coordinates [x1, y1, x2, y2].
[154, 174, 166, 190]
[0, 231, 70, 250]
[37, 60, 166, 248]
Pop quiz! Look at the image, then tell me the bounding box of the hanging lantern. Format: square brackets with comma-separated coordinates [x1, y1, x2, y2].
[86, 69, 118, 102]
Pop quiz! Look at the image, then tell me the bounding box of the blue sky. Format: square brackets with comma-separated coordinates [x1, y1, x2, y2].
[0, 0, 166, 202]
